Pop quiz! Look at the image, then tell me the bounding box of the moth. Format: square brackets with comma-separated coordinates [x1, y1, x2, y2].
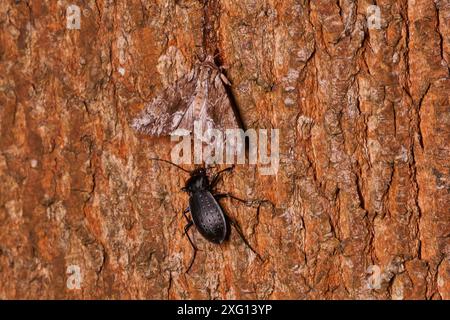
[132, 55, 242, 136]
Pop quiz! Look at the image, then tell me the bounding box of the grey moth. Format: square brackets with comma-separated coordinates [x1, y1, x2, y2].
[132, 55, 242, 137]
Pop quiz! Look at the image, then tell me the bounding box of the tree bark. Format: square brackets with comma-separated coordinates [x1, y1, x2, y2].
[0, 0, 449, 299]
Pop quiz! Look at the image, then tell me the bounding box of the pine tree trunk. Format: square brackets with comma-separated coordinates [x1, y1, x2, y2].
[0, 0, 449, 299]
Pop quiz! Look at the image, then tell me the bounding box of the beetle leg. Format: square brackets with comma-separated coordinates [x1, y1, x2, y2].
[181, 207, 199, 273]
[182, 207, 190, 222]
[226, 216, 263, 261]
[214, 193, 272, 208]
[214, 193, 274, 262]
[183, 220, 198, 273]
[181, 207, 202, 251]
[184, 221, 195, 247]
[209, 165, 235, 189]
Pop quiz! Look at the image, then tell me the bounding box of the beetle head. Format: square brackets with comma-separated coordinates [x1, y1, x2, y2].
[182, 167, 209, 193]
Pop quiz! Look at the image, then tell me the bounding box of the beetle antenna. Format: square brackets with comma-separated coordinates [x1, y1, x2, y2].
[149, 158, 191, 174]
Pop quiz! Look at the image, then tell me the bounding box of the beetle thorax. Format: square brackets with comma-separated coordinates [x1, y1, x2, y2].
[185, 173, 209, 193]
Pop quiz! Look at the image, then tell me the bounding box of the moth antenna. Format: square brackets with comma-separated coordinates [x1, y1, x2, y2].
[149, 158, 191, 174]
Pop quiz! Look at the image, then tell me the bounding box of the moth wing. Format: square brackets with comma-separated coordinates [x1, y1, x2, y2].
[174, 92, 197, 133]
[176, 64, 241, 134]
[131, 73, 196, 136]
[206, 72, 241, 132]
[132, 57, 241, 137]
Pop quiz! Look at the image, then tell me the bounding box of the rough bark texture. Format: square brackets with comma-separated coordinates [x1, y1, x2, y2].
[0, 0, 449, 299]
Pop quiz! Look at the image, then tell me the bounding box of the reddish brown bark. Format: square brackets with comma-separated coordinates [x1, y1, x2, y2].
[0, 0, 449, 299]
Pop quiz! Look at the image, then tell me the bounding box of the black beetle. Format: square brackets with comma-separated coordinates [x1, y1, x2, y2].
[150, 158, 270, 272]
